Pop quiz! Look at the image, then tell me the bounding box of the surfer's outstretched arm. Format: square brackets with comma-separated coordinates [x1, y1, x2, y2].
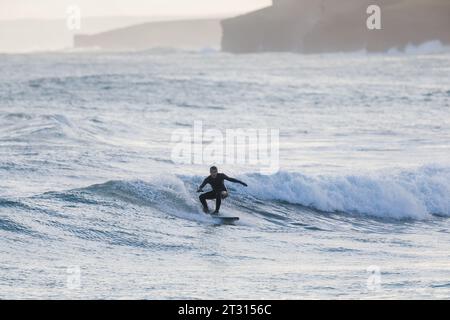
[224, 175, 248, 187]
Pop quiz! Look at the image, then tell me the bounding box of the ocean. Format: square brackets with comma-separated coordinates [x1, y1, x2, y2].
[1, 46, 450, 299]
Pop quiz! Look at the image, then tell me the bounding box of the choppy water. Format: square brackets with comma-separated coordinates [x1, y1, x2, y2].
[1, 47, 450, 299]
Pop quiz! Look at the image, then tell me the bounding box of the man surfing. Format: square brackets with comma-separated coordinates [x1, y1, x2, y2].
[197, 166, 248, 215]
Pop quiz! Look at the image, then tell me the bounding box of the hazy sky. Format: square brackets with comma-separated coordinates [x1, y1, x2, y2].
[0, 0, 272, 20]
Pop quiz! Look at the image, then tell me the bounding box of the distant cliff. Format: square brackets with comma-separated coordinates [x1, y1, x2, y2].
[74, 19, 221, 50]
[221, 0, 450, 53]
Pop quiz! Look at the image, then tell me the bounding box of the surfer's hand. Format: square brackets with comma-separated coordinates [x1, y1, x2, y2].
[241, 182, 248, 187]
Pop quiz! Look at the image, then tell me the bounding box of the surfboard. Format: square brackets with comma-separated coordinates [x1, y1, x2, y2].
[211, 216, 239, 224]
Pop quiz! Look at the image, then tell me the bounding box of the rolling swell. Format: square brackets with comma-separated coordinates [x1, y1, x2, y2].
[0, 113, 80, 143]
[79, 178, 208, 223]
[0, 198, 39, 236]
[0, 217, 30, 234]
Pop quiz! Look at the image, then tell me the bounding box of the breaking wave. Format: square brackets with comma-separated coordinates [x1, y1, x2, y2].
[63, 165, 450, 221]
[242, 165, 450, 220]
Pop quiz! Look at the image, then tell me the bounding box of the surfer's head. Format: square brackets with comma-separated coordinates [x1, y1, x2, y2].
[210, 166, 218, 178]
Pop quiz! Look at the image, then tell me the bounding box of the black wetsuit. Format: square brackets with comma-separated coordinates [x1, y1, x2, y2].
[198, 173, 246, 212]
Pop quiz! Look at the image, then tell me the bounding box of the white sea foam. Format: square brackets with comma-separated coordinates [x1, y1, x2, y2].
[241, 165, 450, 220]
[387, 40, 450, 55]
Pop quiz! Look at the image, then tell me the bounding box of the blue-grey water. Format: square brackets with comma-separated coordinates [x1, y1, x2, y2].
[1, 47, 450, 299]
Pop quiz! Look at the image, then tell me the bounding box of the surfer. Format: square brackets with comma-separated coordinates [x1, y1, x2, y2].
[197, 166, 248, 215]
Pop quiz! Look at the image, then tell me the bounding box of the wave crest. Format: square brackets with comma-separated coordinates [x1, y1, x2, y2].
[243, 165, 450, 220]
